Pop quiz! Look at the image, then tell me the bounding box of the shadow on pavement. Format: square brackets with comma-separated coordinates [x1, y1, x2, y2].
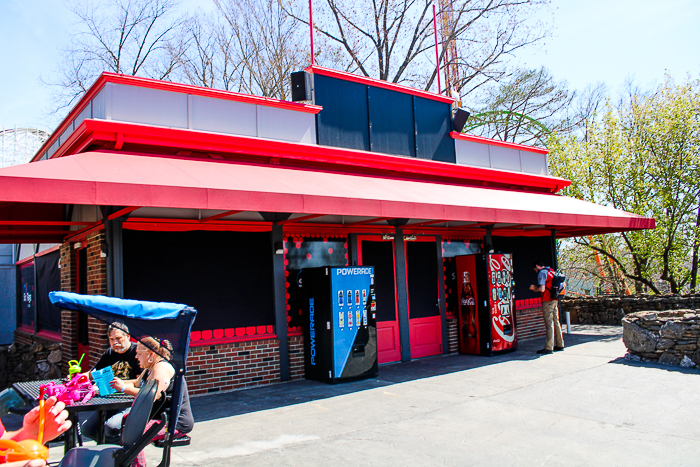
[609, 356, 700, 374]
[191, 325, 624, 423]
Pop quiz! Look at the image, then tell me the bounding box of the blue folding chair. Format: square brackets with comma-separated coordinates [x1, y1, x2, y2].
[49, 292, 197, 467]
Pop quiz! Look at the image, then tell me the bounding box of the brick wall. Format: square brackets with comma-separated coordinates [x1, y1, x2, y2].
[60, 243, 77, 372]
[186, 339, 280, 396]
[60, 243, 75, 293]
[446, 308, 546, 355]
[85, 233, 109, 368]
[60, 310, 77, 372]
[86, 233, 107, 296]
[447, 318, 458, 353]
[516, 305, 545, 341]
[13, 330, 34, 346]
[288, 335, 305, 380]
[180, 309, 544, 396]
[87, 317, 109, 368]
[57, 232, 110, 372]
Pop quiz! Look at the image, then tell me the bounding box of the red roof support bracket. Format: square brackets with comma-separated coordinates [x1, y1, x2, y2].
[277, 214, 326, 225]
[200, 210, 243, 222]
[344, 217, 396, 227]
[107, 206, 140, 220]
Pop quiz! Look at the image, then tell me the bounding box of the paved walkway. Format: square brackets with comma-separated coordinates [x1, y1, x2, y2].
[52, 325, 700, 465]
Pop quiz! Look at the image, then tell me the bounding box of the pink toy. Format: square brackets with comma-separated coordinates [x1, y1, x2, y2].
[41, 374, 95, 405]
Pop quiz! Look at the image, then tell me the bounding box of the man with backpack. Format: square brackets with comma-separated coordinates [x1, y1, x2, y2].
[529, 260, 565, 355]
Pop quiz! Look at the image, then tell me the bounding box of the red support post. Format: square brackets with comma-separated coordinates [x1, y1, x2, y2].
[433, 4, 442, 95]
[309, 0, 315, 65]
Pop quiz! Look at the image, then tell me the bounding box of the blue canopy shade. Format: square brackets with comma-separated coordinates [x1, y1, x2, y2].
[49, 291, 189, 320]
[51, 291, 197, 452]
[49, 291, 197, 374]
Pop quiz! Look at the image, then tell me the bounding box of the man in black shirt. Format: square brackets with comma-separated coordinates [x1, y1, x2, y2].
[93, 322, 140, 380]
[81, 322, 140, 443]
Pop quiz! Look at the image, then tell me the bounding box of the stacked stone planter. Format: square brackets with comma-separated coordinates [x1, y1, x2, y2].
[0, 342, 63, 390]
[622, 310, 700, 367]
[561, 294, 700, 325]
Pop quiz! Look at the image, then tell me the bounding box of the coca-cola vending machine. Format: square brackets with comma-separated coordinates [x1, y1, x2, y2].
[455, 253, 517, 356]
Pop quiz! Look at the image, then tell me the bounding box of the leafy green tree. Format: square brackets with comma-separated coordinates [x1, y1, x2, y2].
[549, 76, 700, 294]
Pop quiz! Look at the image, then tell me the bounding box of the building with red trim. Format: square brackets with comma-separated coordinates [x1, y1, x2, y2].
[0, 67, 654, 395]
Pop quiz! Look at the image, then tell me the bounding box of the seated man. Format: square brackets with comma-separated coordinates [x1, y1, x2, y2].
[81, 322, 140, 444]
[0, 396, 71, 467]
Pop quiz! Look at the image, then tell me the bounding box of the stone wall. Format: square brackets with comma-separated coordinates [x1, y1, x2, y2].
[622, 310, 700, 367]
[0, 341, 63, 390]
[561, 295, 700, 325]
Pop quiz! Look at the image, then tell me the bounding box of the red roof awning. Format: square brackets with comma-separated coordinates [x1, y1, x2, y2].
[0, 151, 654, 242]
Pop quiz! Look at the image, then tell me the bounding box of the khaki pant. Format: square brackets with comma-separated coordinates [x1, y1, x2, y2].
[542, 300, 564, 351]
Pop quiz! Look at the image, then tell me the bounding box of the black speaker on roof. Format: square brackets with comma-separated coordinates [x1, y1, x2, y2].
[452, 108, 471, 133]
[291, 71, 313, 102]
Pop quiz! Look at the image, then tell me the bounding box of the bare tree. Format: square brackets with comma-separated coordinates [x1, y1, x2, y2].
[283, 0, 550, 96]
[48, 0, 189, 112]
[465, 67, 572, 146]
[177, 13, 220, 89]
[176, 12, 248, 92]
[188, 0, 308, 99]
[571, 81, 607, 141]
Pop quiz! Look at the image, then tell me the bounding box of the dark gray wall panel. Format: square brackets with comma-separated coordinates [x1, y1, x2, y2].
[123, 230, 275, 331]
[414, 97, 454, 162]
[368, 86, 415, 157]
[314, 75, 369, 150]
[0, 265, 16, 344]
[492, 235, 553, 301]
[0, 244, 13, 264]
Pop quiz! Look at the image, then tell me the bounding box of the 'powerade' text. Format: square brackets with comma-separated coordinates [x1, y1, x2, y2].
[309, 298, 316, 365]
[336, 268, 372, 275]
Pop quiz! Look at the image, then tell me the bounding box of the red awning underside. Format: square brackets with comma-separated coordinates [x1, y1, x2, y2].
[0, 151, 654, 242]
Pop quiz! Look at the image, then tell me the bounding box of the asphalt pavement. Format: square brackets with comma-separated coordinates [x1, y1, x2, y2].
[49, 324, 700, 466]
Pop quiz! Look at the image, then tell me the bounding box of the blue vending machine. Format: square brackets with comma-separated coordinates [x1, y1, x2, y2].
[303, 266, 378, 383]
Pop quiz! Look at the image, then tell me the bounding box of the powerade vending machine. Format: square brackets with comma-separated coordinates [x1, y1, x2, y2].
[303, 266, 378, 383]
[455, 253, 517, 356]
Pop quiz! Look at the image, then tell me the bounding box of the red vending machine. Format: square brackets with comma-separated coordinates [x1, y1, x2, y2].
[455, 253, 517, 356]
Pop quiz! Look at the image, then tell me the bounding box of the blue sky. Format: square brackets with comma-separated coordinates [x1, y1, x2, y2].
[515, 0, 700, 92]
[0, 0, 698, 133]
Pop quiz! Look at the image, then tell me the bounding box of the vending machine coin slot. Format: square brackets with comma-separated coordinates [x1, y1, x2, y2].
[352, 345, 365, 357]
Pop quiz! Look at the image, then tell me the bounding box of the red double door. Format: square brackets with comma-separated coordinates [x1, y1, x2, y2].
[357, 236, 442, 364]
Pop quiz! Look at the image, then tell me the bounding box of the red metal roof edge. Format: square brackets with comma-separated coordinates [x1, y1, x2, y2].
[62, 119, 571, 192]
[306, 65, 456, 104]
[451, 132, 550, 155]
[0, 151, 654, 234]
[31, 73, 323, 163]
[98, 73, 323, 113]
